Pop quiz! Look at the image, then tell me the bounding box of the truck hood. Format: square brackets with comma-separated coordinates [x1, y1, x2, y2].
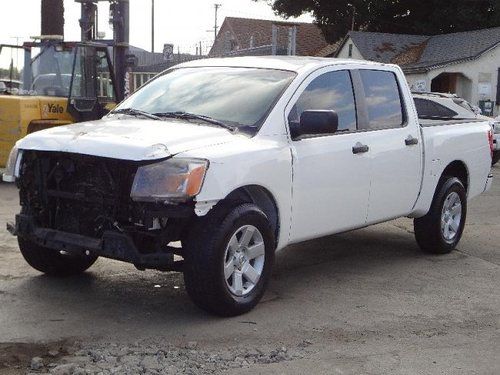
[17, 117, 241, 160]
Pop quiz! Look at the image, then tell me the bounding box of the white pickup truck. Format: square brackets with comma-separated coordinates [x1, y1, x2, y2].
[4, 57, 494, 316]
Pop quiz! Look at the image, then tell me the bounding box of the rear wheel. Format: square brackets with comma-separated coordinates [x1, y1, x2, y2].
[183, 203, 275, 316]
[414, 177, 467, 254]
[18, 237, 98, 277]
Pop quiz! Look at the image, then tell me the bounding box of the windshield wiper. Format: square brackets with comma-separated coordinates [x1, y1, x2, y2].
[153, 111, 237, 132]
[111, 108, 161, 120]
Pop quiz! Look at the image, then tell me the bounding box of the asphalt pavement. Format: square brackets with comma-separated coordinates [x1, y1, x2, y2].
[0, 166, 499, 374]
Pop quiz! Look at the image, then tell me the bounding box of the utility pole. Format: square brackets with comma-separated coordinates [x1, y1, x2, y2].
[214, 4, 221, 41]
[151, 0, 155, 53]
[11, 36, 22, 70]
[347, 3, 356, 31]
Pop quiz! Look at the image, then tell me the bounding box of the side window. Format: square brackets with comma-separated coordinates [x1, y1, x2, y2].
[414, 98, 458, 118]
[70, 46, 96, 99]
[359, 70, 404, 129]
[288, 70, 357, 132]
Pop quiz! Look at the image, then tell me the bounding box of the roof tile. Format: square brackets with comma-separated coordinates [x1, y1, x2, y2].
[342, 27, 500, 71]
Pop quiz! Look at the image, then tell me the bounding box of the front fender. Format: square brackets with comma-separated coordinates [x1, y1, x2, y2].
[177, 136, 293, 250]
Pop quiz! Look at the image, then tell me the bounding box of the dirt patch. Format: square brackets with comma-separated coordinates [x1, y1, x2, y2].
[0, 341, 70, 373]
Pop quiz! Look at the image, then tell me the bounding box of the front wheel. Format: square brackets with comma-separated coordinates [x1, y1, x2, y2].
[18, 237, 98, 277]
[414, 177, 467, 254]
[183, 203, 275, 316]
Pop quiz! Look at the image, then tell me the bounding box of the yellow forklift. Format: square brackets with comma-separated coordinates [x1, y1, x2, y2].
[0, 0, 130, 169]
[0, 39, 119, 167]
[0, 39, 118, 168]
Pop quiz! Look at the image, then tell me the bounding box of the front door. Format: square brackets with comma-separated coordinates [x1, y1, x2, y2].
[68, 45, 117, 121]
[287, 68, 372, 243]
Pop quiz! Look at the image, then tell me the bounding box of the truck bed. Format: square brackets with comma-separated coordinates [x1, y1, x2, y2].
[410, 118, 492, 217]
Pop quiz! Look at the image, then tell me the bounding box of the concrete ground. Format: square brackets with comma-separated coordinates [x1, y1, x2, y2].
[0, 166, 499, 374]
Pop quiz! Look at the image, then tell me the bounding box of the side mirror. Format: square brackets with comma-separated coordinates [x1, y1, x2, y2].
[290, 110, 339, 140]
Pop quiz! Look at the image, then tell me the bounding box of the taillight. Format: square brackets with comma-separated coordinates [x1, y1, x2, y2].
[488, 129, 494, 158]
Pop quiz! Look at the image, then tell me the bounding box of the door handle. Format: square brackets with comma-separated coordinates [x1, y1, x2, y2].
[405, 135, 419, 146]
[352, 142, 369, 154]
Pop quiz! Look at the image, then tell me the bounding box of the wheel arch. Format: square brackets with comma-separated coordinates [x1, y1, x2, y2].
[222, 185, 280, 245]
[440, 160, 469, 193]
[411, 159, 470, 218]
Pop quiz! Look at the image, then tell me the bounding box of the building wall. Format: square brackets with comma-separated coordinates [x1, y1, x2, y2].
[210, 22, 238, 57]
[336, 38, 365, 60]
[406, 45, 500, 116]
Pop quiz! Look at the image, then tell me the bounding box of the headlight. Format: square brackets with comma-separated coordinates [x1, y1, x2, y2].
[2, 145, 22, 183]
[131, 158, 208, 203]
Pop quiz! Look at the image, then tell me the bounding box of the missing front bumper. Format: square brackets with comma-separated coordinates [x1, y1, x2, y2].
[10, 214, 180, 271]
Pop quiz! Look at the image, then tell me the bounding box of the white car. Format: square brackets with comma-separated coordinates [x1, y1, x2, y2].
[413, 92, 500, 165]
[492, 117, 500, 165]
[4, 57, 494, 316]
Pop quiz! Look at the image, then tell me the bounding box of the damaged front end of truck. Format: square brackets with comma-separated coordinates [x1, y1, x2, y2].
[8, 150, 209, 272]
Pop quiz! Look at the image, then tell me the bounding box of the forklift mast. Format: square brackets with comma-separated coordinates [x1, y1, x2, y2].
[76, 0, 129, 102]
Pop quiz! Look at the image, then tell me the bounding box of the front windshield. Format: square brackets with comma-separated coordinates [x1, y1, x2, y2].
[453, 98, 475, 114]
[31, 45, 74, 97]
[115, 67, 296, 129]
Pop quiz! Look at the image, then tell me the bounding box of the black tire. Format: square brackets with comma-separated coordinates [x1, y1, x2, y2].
[18, 237, 98, 277]
[183, 203, 275, 316]
[492, 151, 500, 166]
[414, 177, 467, 254]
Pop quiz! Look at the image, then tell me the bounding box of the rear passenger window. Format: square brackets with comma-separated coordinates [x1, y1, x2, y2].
[288, 70, 357, 132]
[359, 70, 404, 129]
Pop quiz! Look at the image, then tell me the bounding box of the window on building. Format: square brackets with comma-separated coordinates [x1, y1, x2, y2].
[359, 70, 405, 129]
[348, 44, 353, 58]
[132, 73, 156, 93]
[288, 70, 357, 132]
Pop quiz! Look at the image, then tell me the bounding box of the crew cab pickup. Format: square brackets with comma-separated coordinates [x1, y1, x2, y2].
[3, 57, 494, 316]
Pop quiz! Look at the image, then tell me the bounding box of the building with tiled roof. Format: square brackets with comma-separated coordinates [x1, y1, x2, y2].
[209, 17, 329, 57]
[333, 28, 500, 116]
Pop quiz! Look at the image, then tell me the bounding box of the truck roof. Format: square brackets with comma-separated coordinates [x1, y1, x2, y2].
[176, 56, 392, 74]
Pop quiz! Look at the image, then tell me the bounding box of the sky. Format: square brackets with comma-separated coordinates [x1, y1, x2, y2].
[0, 0, 313, 56]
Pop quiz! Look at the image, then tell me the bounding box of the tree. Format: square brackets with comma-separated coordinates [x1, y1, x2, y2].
[266, 0, 500, 41]
[0, 67, 20, 80]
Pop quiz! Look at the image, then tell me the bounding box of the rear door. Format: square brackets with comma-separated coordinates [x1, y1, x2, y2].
[354, 69, 422, 223]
